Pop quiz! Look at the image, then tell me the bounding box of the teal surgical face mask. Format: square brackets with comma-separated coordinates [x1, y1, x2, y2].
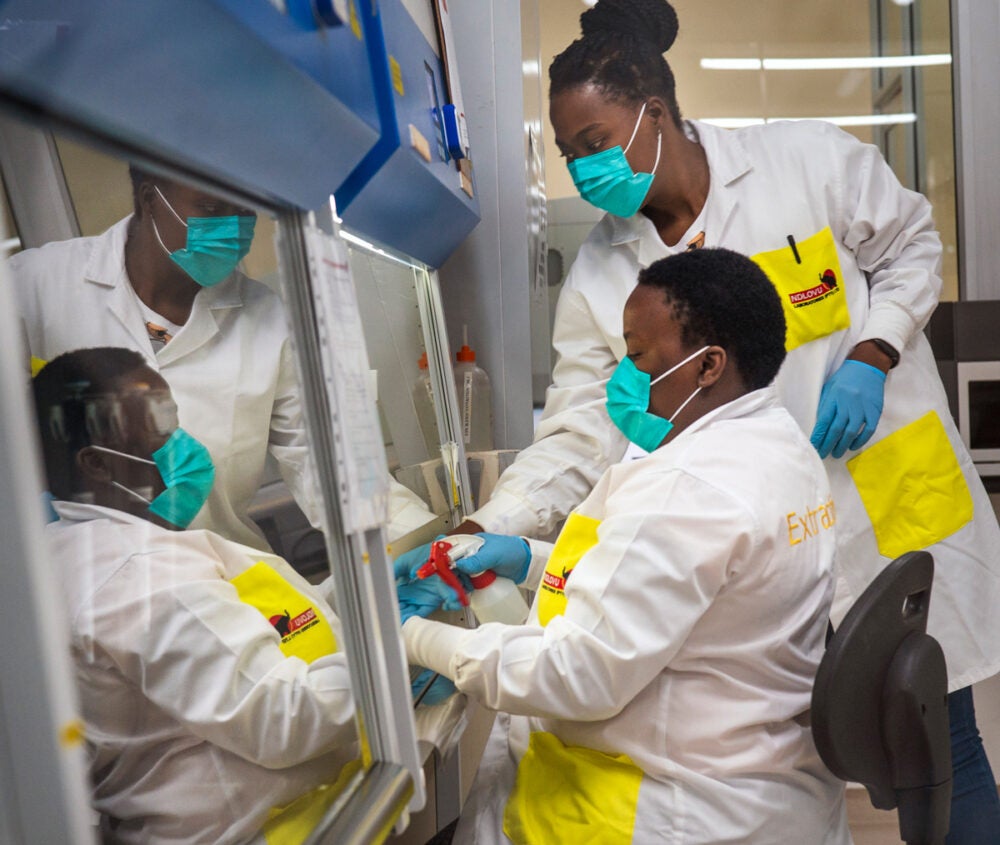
[567, 102, 662, 218]
[606, 346, 709, 452]
[92, 427, 215, 528]
[152, 187, 255, 287]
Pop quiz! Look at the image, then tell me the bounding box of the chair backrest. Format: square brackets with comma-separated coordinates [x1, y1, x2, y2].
[811, 551, 952, 845]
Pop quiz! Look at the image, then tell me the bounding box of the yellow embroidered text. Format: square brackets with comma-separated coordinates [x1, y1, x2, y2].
[787, 498, 836, 546]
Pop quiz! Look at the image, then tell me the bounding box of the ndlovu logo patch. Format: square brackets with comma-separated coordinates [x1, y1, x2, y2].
[269, 606, 319, 642]
[789, 268, 840, 309]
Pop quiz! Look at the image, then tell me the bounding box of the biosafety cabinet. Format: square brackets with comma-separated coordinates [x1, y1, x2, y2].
[0, 1, 535, 842]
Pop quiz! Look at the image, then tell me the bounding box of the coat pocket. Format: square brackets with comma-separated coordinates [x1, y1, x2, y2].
[846, 411, 974, 559]
[503, 731, 643, 845]
[752, 227, 851, 352]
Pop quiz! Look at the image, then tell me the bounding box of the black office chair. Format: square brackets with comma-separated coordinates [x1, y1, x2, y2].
[811, 550, 952, 845]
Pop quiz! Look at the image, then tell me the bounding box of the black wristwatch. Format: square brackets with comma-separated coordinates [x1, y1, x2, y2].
[869, 338, 900, 369]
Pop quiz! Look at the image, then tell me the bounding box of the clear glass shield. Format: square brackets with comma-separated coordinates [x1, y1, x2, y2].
[1, 123, 375, 843]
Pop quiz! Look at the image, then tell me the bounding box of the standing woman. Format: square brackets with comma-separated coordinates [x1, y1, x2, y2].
[458, 0, 1000, 839]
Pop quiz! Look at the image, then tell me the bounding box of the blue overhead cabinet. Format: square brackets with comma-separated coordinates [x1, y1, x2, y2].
[211, 0, 379, 137]
[0, 0, 378, 210]
[335, 0, 481, 268]
[0, 0, 479, 267]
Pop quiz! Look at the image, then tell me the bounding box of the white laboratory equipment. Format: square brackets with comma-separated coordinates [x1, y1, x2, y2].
[454, 328, 495, 453]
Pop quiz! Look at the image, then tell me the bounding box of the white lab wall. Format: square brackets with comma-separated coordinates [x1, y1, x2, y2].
[437, 0, 536, 452]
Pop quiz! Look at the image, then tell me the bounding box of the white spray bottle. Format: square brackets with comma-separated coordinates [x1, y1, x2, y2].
[416, 535, 529, 625]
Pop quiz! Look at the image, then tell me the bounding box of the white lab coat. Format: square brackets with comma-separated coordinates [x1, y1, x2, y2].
[10, 217, 434, 548]
[47, 500, 357, 845]
[473, 119, 1000, 691]
[406, 388, 850, 845]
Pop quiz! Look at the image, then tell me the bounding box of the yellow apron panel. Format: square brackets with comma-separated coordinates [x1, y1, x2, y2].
[536, 513, 601, 627]
[262, 759, 363, 845]
[752, 227, 851, 352]
[230, 562, 337, 663]
[847, 411, 974, 559]
[503, 731, 643, 845]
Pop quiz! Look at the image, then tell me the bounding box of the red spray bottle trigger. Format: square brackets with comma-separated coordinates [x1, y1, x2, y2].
[416, 540, 470, 607]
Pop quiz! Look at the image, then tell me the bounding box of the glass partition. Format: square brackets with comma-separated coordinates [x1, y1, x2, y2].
[0, 119, 423, 842]
[343, 230, 476, 528]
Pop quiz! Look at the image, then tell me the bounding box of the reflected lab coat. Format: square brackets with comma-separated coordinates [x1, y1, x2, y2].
[405, 388, 850, 845]
[10, 217, 434, 548]
[472, 119, 1000, 691]
[47, 500, 357, 845]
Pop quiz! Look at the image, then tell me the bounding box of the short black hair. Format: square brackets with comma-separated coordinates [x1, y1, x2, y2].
[549, 0, 683, 128]
[32, 348, 150, 498]
[638, 249, 787, 390]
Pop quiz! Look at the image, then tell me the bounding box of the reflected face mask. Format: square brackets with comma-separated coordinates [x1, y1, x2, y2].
[152, 187, 256, 287]
[567, 102, 662, 218]
[606, 347, 709, 452]
[93, 427, 215, 528]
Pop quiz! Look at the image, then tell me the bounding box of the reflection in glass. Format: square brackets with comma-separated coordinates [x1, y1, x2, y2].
[345, 231, 458, 521]
[2, 128, 365, 842]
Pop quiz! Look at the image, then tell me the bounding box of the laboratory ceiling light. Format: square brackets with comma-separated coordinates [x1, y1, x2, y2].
[699, 113, 917, 129]
[701, 54, 951, 71]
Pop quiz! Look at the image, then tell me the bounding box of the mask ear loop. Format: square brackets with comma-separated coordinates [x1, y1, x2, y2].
[649, 345, 710, 387]
[649, 129, 662, 175]
[154, 186, 188, 228]
[150, 186, 188, 257]
[86, 445, 159, 505]
[668, 385, 702, 424]
[110, 480, 154, 505]
[88, 444, 157, 467]
[623, 102, 649, 154]
[623, 102, 662, 177]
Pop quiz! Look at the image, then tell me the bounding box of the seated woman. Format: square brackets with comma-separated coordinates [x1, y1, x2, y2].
[33, 347, 358, 844]
[398, 248, 851, 844]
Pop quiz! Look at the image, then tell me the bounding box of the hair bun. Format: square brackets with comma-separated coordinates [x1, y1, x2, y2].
[580, 0, 679, 54]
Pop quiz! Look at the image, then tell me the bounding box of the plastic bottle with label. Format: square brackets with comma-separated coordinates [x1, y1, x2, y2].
[454, 327, 494, 452]
[412, 351, 440, 455]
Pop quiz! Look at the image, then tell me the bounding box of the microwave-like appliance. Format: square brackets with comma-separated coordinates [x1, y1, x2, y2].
[956, 361, 1000, 475]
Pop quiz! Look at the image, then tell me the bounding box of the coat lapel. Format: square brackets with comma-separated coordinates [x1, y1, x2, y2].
[155, 280, 243, 366]
[691, 121, 752, 246]
[84, 217, 154, 357]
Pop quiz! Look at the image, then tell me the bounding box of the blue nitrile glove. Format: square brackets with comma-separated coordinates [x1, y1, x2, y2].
[451, 533, 531, 585]
[411, 667, 456, 706]
[397, 574, 466, 625]
[392, 541, 434, 585]
[810, 359, 887, 459]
